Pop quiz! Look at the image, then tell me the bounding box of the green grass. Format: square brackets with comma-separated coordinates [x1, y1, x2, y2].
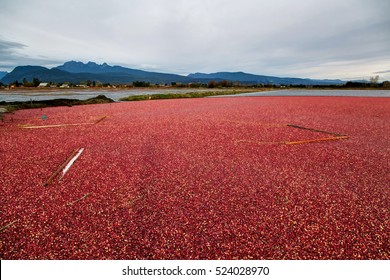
[0, 95, 114, 113]
[119, 89, 263, 101]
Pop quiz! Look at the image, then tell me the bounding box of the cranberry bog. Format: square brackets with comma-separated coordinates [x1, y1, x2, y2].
[1, 96, 389, 259]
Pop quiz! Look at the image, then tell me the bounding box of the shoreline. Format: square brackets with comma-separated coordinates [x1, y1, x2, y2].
[1, 86, 388, 96]
[1, 88, 389, 118]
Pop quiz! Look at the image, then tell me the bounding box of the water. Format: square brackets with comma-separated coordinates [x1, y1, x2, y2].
[0, 88, 215, 102]
[1, 89, 389, 102]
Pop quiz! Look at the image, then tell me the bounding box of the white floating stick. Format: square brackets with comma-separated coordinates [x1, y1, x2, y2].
[59, 148, 84, 181]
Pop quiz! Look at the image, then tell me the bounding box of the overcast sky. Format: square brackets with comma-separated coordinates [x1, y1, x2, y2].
[1, 0, 389, 80]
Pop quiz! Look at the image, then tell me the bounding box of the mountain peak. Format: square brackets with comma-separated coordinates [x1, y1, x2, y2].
[64, 60, 83, 65]
[57, 61, 111, 73]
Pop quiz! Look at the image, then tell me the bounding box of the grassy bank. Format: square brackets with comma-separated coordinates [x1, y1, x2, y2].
[0, 95, 114, 119]
[119, 89, 264, 101]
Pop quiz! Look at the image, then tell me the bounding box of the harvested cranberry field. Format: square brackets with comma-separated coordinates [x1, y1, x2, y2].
[1, 96, 389, 259]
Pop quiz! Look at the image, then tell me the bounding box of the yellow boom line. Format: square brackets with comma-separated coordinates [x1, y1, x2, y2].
[284, 136, 349, 145]
[20, 116, 108, 129]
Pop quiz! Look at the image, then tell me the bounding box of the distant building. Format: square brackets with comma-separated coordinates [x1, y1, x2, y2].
[38, 82, 49, 87]
[60, 84, 70, 88]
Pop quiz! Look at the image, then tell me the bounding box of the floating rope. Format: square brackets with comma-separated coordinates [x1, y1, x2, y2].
[286, 124, 346, 136]
[235, 123, 349, 146]
[21, 116, 107, 129]
[94, 116, 107, 124]
[67, 193, 91, 206]
[0, 220, 17, 233]
[235, 139, 284, 145]
[22, 123, 92, 129]
[285, 136, 349, 145]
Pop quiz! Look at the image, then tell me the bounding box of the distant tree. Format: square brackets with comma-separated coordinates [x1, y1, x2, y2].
[133, 81, 150, 87]
[217, 80, 233, 87]
[10, 80, 20, 87]
[189, 83, 202, 88]
[208, 80, 216, 88]
[346, 81, 365, 88]
[32, 77, 41, 87]
[370, 75, 379, 86]
[382, 81, 390, 88]
[22, 78, 36, 87]
[176, 83, 186, 88]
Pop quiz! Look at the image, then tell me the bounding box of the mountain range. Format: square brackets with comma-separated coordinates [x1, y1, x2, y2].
[0, 71, 8, 80]
[1, 61, 346, 86]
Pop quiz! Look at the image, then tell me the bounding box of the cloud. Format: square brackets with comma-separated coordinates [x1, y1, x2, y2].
[0, 38, 27, 69]
[0, 38, 26, 60]
[0, 39, 26, 51]
[0, 0, 389, 79]
[374, 70, 390, 74]
[0, 37, 63, 71]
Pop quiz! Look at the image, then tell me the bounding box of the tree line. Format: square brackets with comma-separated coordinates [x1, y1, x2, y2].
[1, 76, 389, 89]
